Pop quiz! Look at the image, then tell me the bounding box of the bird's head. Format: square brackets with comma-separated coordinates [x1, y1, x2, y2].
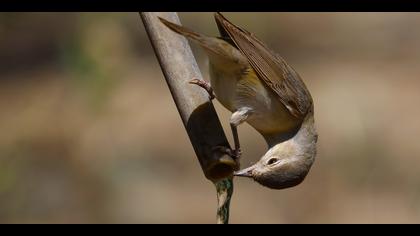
[234, 114, 317, 189]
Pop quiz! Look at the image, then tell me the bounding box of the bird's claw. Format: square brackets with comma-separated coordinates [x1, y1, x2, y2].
[212, 145, 242, 160]
[189, 78, 215, 100]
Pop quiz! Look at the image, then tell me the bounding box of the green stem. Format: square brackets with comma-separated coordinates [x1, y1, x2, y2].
[215, 177, 234, 224]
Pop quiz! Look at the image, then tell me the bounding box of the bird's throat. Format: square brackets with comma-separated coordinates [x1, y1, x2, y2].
[263, 112, 317, 150]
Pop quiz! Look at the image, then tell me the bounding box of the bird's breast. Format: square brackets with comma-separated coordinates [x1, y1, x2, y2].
[208, 62, 239, 112]
[209, 63, 301, 136]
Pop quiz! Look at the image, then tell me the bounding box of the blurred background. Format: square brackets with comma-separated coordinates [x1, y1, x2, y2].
[1, 12, 420, 223]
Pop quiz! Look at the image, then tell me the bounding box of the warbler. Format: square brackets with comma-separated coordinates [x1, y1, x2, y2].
[159, 13, 318, 189]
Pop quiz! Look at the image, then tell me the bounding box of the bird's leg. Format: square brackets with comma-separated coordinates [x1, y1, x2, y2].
[211, 108, 251, 165]
[228, 108, 252, 160]
[189, 78, 216, 100]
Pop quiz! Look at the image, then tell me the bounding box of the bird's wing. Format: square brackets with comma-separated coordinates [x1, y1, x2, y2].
[214, 14, 237, 48]
[214, 12, 313, 119]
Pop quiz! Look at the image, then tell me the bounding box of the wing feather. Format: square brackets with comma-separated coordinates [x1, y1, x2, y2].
[214, 13, 313, 118]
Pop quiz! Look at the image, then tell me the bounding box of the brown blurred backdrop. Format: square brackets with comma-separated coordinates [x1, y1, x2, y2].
[1, 12, 420, 223]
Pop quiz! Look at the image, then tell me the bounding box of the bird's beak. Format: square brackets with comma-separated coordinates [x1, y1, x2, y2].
[233, 165, 254, 178]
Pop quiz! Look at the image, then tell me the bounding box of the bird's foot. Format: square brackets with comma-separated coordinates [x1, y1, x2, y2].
[189, 78, 215, 100]
[213, 146, 242, 161]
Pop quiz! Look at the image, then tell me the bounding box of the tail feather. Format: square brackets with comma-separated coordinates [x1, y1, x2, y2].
[159, 17, 210, 46]
[158, 15, 245, 65]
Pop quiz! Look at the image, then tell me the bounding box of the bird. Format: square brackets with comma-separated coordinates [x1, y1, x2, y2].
[159, 13, 318, 189]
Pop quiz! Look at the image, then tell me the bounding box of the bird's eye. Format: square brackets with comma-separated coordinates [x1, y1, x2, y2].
[267, 158, 279, 165]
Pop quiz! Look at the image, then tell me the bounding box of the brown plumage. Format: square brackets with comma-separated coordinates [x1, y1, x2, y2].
[159, 13, 318, 189]
[214, 13, 313, 119]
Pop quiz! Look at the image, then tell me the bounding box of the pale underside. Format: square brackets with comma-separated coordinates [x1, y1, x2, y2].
[214, 12, 313, 120]
[208, 54, 300, 137]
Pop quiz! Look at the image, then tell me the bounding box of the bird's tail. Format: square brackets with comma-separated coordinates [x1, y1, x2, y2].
[159, 17, 213, 47]
[158, 16, 237, 60]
